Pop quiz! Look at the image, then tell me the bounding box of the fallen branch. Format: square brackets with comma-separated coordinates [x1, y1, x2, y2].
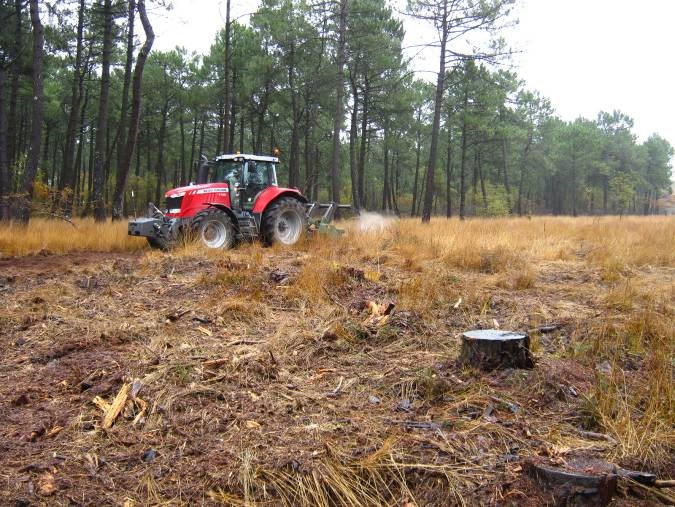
[578, 430, 618, 445]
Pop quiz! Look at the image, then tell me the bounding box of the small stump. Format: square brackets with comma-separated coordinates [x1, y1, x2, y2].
[524, 457, 617, 506]
[459, 329, 534, 370]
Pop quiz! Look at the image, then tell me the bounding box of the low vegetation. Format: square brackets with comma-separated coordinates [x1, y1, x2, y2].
[0, 218, 144, 257]
[0, 216, 672, 505]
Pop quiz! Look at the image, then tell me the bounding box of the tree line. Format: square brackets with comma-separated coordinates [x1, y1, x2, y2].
[0, 0, 672, 224]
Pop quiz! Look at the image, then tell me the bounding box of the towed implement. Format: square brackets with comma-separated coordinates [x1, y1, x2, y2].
[128, 153, 349, 250]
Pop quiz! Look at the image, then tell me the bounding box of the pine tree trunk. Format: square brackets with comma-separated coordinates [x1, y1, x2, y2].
[18, 0, 44, 224]
[239, 113, 244, 153]
[0, 65, 9, 221]
[111, 0, 154, 220]
[222, 0, 231, 152]
[154, 107, 168, 204]
[7, 0, 22, 172]
[215, 101, 223, 155]
[198, 114, 206, 161]
[330, 0, 348, 210]
[421, 0, 448, 223]
[478, 150, 487, 212]
[188, 114, 197, 182]
[459, 110, 468, 220]
[391, 149, 400, 216]
[358, 77, 369, 209]
[74, 87, 89, 212]
[382, 141, 389, 211]
[411, 123, 421, 217]
[60, 0, 85, 206]
[115, 0, 135, 177]
[92, 0, 113, 222]
[348, 70, 359, 210]
[288, 123, 302, 187]
[517, 134, 532, 216]
[445, 126, 453, 218]
[179, 111, 186, 185]
[228, 99, 236, 153]
[501, 136, 512, 213]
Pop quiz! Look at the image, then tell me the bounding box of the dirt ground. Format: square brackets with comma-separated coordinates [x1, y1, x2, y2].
[0, 233, 672, 506]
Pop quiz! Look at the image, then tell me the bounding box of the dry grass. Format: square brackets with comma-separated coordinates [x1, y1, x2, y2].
[0, 215, 673, 505]
[0, 218, 145, 257]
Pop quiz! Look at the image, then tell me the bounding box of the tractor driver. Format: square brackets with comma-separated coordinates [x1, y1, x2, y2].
[246, 161, 267, 191]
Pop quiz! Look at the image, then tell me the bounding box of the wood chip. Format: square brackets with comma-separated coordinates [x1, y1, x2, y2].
[316, 368, 336, 374]
[197, 326, 213, 336]
[38, 472, 57, 496]
[132, 397, 148, 425]
[46, 426, 63, 438]
[245, 420, 261, 429]
[363, 301, 395, 328]
[102, 382, 131, 429]
[203, 358, 229, 369]
[92, 396, 111, 413]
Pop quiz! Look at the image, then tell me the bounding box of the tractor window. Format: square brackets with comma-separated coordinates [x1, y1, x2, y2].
[211, 160, 243, 183]
[246, 161, 270, 188]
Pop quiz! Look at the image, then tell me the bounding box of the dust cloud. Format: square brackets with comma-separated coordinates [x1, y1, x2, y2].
[357, 212, 395, 232]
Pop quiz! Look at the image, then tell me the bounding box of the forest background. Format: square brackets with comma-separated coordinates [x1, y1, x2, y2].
[0, 0, 672, 224]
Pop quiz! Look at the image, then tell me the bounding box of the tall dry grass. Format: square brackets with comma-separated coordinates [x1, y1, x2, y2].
[3, 215, 673, 266]
[377, 215, 675, 271]
[0, 218, 146, 257]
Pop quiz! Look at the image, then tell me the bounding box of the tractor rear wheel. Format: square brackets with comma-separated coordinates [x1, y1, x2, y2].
[191, 208, 236, 249]
[261, 197, 307, 246]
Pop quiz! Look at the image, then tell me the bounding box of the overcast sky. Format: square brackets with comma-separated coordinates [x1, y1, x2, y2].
[150, 0, 675, 165]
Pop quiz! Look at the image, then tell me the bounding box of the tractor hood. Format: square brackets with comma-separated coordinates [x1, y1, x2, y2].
[165, 182, 230, 199]
[162, 182, 232, 218]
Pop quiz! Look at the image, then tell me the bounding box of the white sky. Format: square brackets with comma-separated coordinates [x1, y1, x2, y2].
[150, 0, 675, 168]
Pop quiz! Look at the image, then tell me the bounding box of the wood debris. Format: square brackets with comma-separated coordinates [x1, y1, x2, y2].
[363, 301, 395, 328]
[197, 326, 213, 336]
[46, 426, 63, 438]
[101, 382, 131, 429]
[38, 472, 57, 496]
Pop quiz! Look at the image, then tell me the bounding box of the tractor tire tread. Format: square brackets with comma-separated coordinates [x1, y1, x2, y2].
[191, 207, 236, 249]
[261, 197, 307, 246]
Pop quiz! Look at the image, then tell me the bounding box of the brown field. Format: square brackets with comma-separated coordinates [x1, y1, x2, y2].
[0, 216, 673, 505]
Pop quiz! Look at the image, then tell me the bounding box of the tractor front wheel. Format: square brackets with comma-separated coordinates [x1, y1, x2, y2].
[262, 197, 307, 246]
[191, 208, 236, 249]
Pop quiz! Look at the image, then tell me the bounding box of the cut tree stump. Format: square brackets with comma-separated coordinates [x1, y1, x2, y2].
[524, 457, 618, 506]
[459, 329, 534, 370]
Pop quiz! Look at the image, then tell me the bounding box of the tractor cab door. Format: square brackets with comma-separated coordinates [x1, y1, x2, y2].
[212, 159, 244, 208]
[240, 160, 273, 210]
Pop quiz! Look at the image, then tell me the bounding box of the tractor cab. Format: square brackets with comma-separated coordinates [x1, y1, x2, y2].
[208, 154, 279, 210]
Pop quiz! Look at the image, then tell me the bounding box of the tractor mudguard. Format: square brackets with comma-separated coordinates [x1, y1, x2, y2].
[252, 187, 307, 214]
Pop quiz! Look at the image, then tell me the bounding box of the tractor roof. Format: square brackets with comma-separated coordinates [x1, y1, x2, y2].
[215, 154, 279, 163]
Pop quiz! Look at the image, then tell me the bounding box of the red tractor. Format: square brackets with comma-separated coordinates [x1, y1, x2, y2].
[128, 153, 347, 249]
